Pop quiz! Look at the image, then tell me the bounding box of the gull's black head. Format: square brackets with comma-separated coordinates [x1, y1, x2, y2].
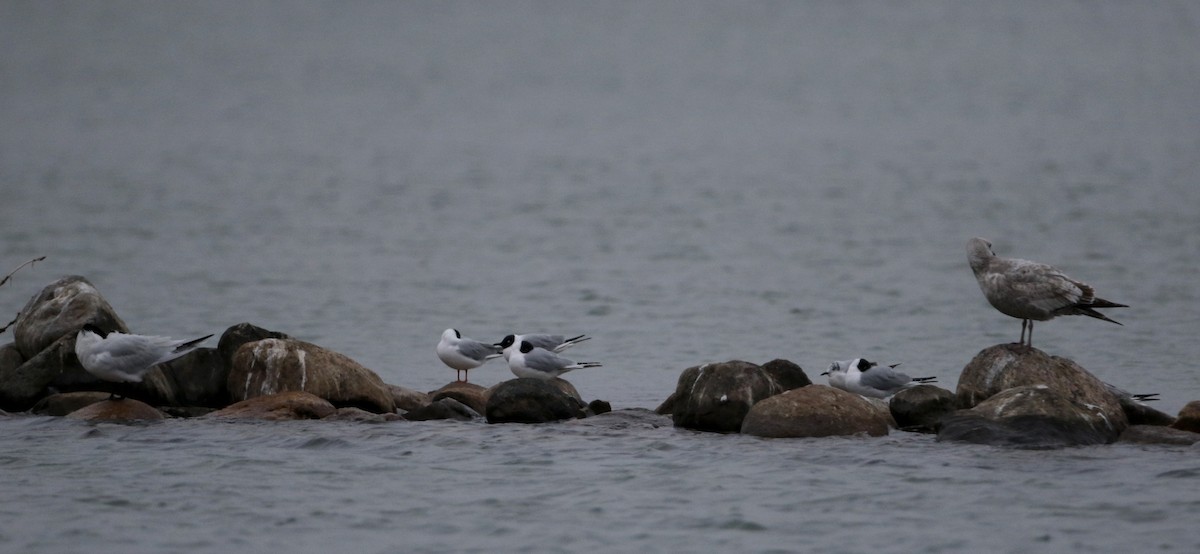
[856, 359, 876, 371]
[519, 340, 534, 354]
[497, 335, 516, 349]
[81, 323, 109, 338]
[452, 329, 462, 339]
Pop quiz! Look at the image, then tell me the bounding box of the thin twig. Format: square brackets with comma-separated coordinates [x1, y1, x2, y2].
[0, 313, 17, 334]
[0, 256, 46, 288]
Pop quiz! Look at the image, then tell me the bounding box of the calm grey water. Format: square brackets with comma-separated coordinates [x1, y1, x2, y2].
[3, 2, 1200, 552]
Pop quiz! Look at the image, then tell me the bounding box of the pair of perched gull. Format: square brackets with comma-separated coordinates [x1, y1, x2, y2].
[436, 329, 599, 383]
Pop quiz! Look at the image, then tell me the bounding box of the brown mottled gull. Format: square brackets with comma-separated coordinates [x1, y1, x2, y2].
[966, 237, 1127, 347]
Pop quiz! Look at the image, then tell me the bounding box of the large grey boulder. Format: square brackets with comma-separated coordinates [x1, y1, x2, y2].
[938, 385, 1124, 447]
[956, 344, 1127, 434]
[12, 276, 128, 359]
[228, 338, 396, 414]
[668, 360, 807, 433]
[741, 385, 889, 438]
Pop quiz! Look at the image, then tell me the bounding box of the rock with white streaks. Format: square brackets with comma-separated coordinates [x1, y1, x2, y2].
[228, 338, 395, 414]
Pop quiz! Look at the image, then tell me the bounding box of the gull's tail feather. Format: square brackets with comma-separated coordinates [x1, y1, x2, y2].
[173, 334, 214, 353]
[911, 376, 938, 384]
[554, 335, 592, 352]
[1076, 305, 1123, 325]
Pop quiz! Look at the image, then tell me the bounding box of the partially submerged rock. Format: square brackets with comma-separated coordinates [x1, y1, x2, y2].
[405, 397, 480, 421]
[207, 391, 336, 421]
[741, 385, 889, 438]
[956, 344, 1127, 434]
[890, 385, 957, 433]
[31, 391, 111, 416]
[11, 276, 128, 360]
[669, 360, 808, 433]
[388, 384, 432, 412]
[65, 398, 165, 422]
[430, 381, 490, 415]
[485, 379, 586, 424]
[228, 338, 396, 413]
[1119, 425, 1200, 446]
[938, 385, 1123, 447]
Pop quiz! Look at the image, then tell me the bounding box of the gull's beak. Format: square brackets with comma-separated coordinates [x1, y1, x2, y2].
[820, 371, 829, 376]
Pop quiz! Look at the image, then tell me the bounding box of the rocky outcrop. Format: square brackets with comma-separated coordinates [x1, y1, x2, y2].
[388, 384, 432, 412]
[228, 338, 395, 413]
[207, 391, 336, 421]
[1119, 425, 1200, 446]
[65, 398, 166, 422]
[938, 385, 1123, 447]
[889, 385, 957, 433]
[956, 344, 1127, 433]
[217, 323, 290, 370]
[30, 391, 111, 416]
[1170, 401, 1200, 434]
[668, 360, 806, 433]
[430, 381, 490, 415]
[405, 397, 481, 421]
[11, 276, 128, 360]
[485, 379, 586, 424]
[740, 385, 889, 438]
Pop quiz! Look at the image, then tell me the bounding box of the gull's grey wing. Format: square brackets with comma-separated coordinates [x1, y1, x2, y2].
[95, 334, 179, 369]
[858, 366, 913, 391]
[522, 348, 572, 373]
[522, 334, 565, 350]
[458, 339, 501, 362]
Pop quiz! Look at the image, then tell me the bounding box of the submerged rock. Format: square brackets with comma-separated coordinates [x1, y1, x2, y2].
[388, 384, 432, 412]
[404, 397, 480, 421]
[228, 338, 396, 413]
[65, 398, 165, 422]
[324, 407, 400, 423]
[1119, 425, 1200, 446]
[938, 385, 1123, 447]
[485, 379, 586, 424]
[31, 391, 111, 416]
[430, 381, 490, 415]
[740, 385, 889, 438]
[889, 385, 957, 433]
[208, 391, 336, 421]
[565, 408, 671, 430]
[669, 360, 806, 433]
[956, 344, 1127, 434]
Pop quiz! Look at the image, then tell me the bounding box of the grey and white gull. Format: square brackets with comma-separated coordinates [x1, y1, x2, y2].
[75, 323, 213, 398]
[506, 340, 601, 381]
[822, 358, 937, 398]
[495, 333, 590, 360]
[967, 237, 1127, 347]
[437, 328, 502, 383]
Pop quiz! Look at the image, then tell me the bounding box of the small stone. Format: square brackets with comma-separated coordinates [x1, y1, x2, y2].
[31, 391, 111, 416]
[387, 384, 432, 412]
[404, 397, 480, 421]
[65, 398, 165, 422]
[430, 381, 490, 415]
[1170, 401, 1200, 433]
[889, 385, 957, 433]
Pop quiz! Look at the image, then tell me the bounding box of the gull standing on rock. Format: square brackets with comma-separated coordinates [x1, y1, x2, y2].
[967, 237, 1128, 347]
[495, 333, 590, 360]
[436, 328, 502, 383]
[75, 323, 213, 398]
[822, 358, 937, 399]
[507, 340, 601, 381]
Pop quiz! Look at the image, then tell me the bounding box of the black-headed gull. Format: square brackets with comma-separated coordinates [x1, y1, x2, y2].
[506, 340, 601, 380]
[436, 328, 502, 383]
[822, 358, 936, 399]
[495, 333, 590, 360]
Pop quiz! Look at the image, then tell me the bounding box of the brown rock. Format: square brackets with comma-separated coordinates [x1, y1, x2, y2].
[228, 338, 395, 413]
[11, 276, 129, 359]
[1120, 425, 1200, 446]
[65, 398, 165, 422]
[889, 385, 957, 433]
[0, 343, 22, 374]
[1170, 401, 1200, 433]
[485, 378, 586, 424]
[740, 385, 890, 438]
[431, 381, 491, 415]
[31, 391, 111, 416]
[956, 344, 1126, 432]
[938, 385, 1123, 447]
[760, 358, 812, 390]
[669, 360, 802, 433]
[208, 391, 336, 421]
[388, 384, 432, 412]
